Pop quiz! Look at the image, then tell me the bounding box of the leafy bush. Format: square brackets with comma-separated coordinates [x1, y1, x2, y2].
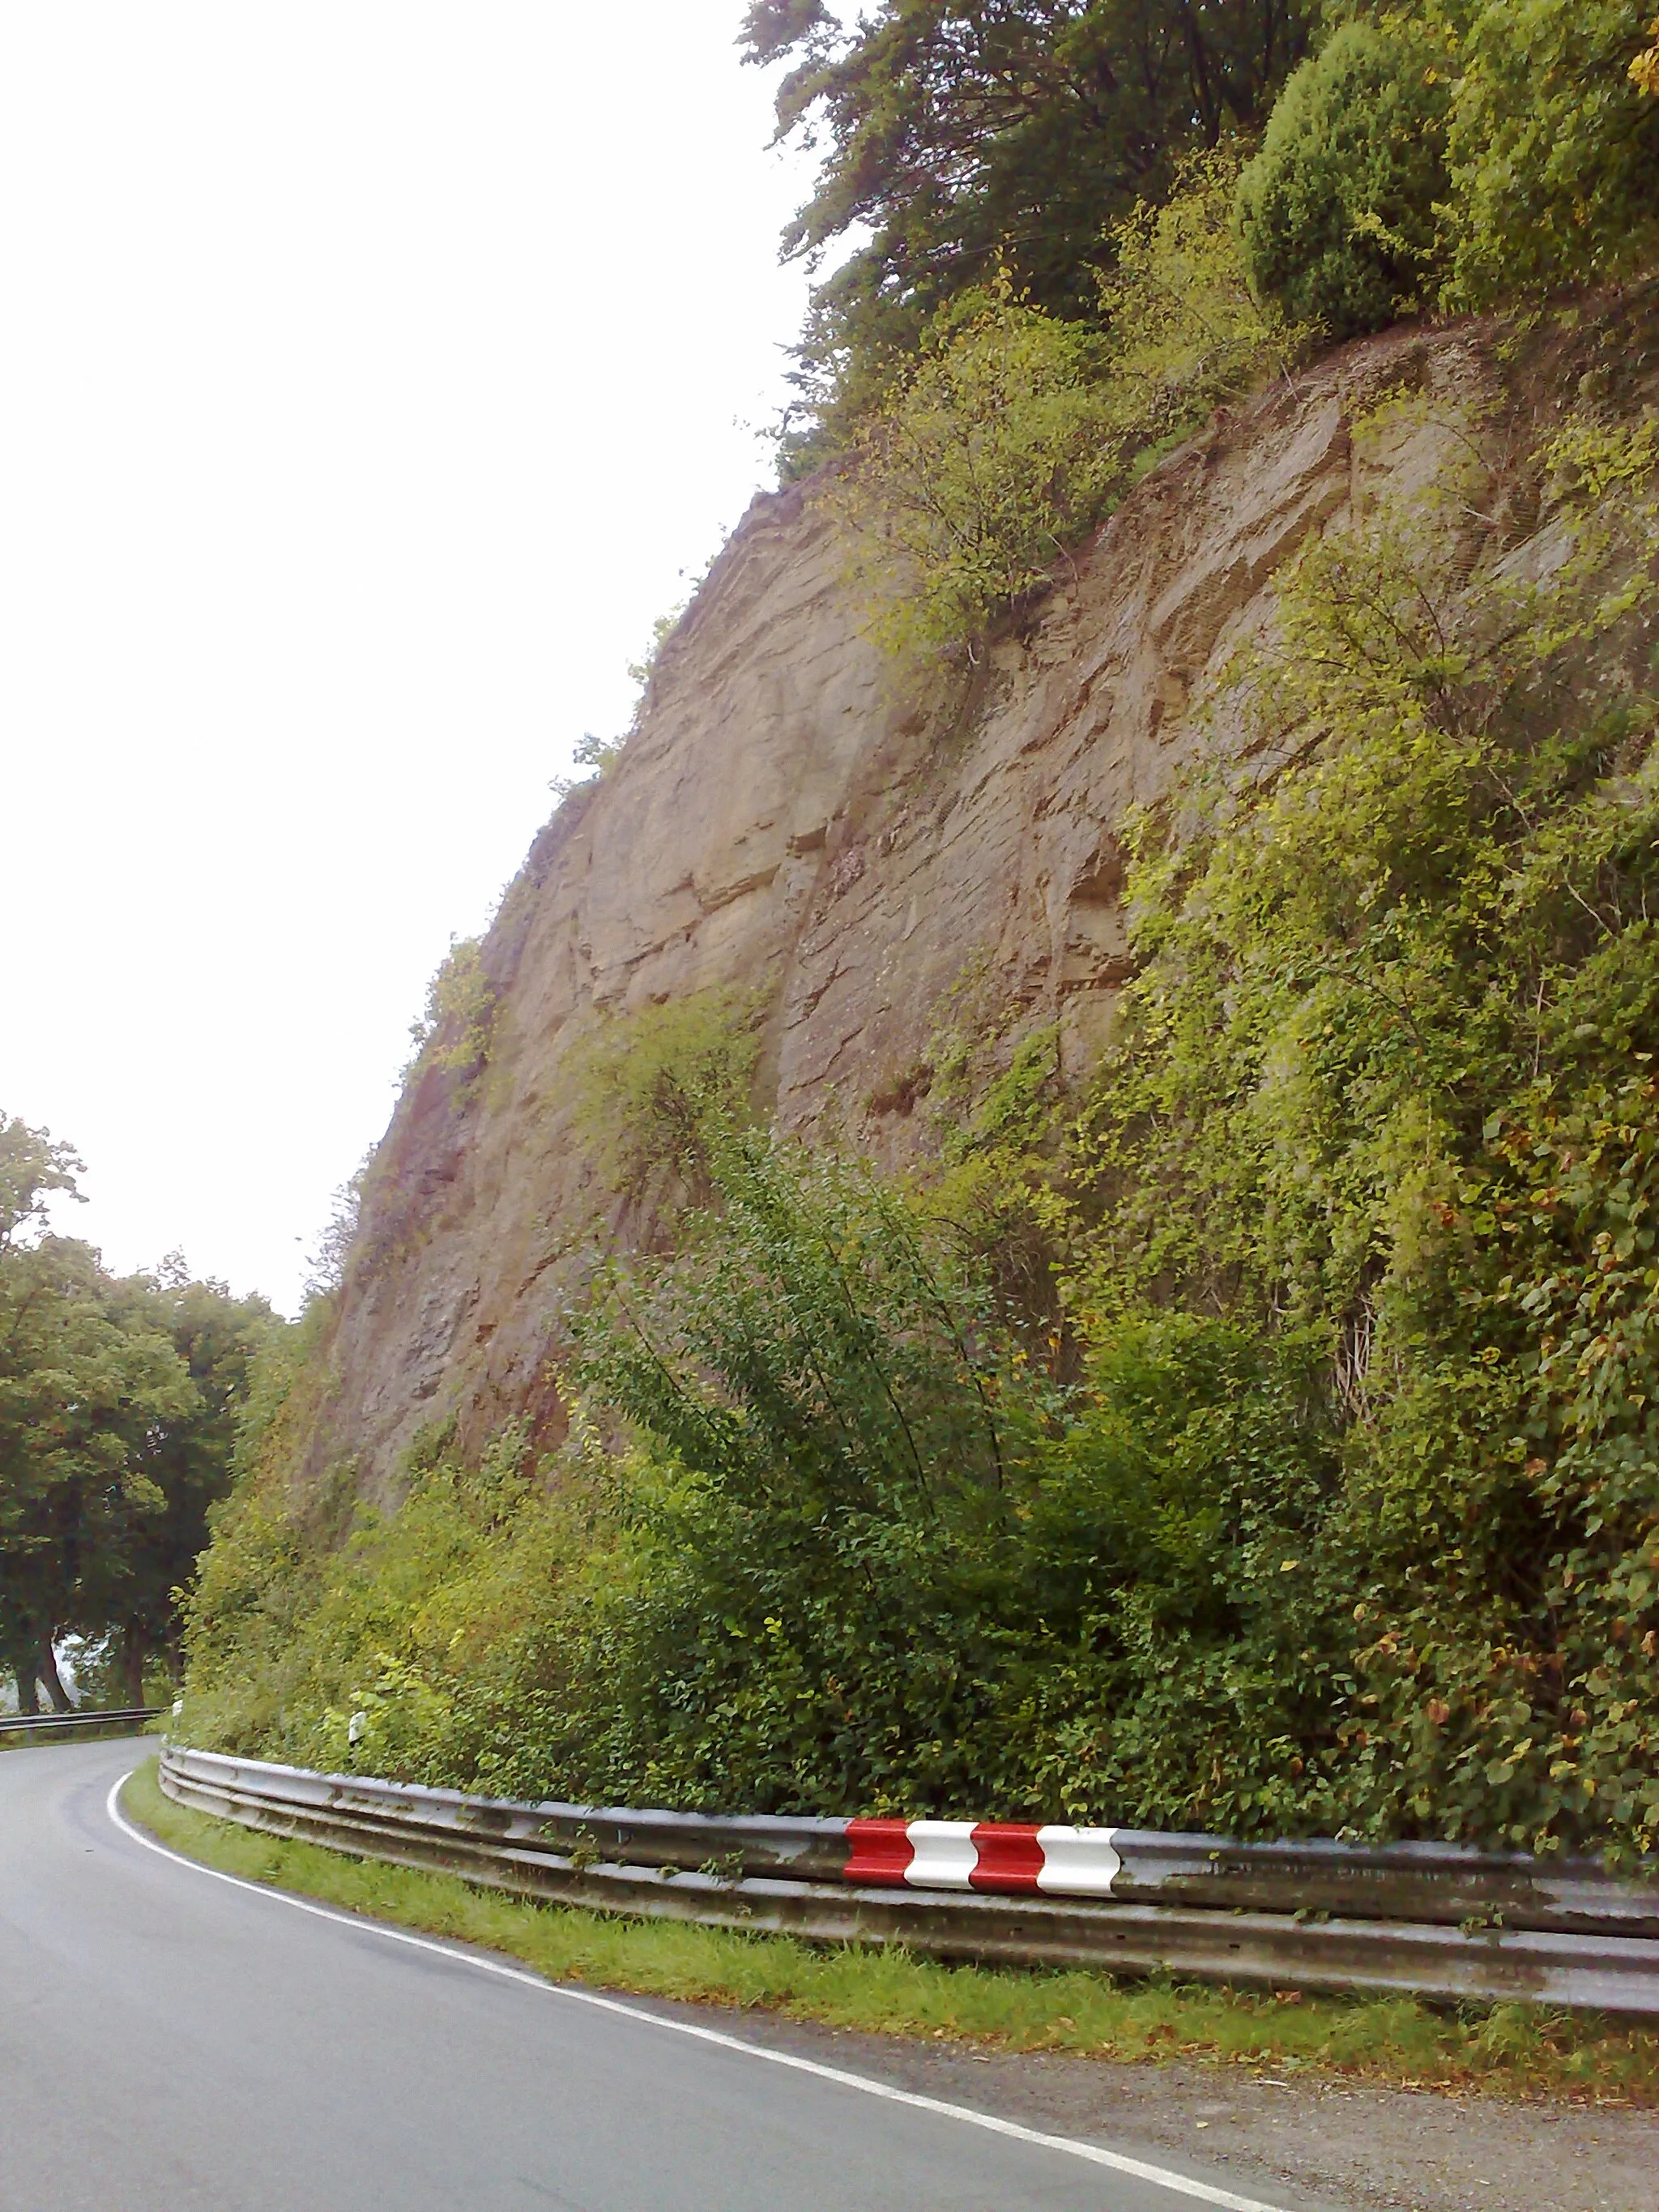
[569, 985, 764, 1202]
[1439, 0, 1659, 310]
[1238, 21, 1452, 341]
[1099, 147, 1303, 438]
[558, 1309, 1341, 1828]
[838, 152, 1294, 658]
[1242, 3, 1659, 337]
[553, 1126, 1056, 1812]
[404, 937, 497, 1080]
[179, 1405, 582, 1778]
[831, 282, 1120, 658]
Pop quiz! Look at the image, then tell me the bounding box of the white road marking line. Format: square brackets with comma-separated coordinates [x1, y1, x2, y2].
[107, 1770, 1302, 2212]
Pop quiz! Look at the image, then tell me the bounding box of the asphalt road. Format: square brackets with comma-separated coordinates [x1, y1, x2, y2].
[0, 1740, 1332, 2212]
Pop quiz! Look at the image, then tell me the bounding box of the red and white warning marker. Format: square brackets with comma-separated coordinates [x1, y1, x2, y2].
[846, 1820, 1123, 1897]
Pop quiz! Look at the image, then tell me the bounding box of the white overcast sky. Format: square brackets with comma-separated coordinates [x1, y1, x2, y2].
[0, 3, 821, 1314]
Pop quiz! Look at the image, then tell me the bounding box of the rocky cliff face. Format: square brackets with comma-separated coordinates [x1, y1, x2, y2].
[311, 320, 1526, 1490]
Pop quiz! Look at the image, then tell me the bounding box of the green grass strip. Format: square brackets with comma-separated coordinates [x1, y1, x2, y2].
[121, 1757, 1657, 2107]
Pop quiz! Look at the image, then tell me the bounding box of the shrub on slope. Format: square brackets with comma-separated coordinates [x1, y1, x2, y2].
[1237, 21, 1452, 342]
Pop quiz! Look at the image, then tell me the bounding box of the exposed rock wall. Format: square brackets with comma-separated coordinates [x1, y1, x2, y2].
[312, 321, 1523, 1491]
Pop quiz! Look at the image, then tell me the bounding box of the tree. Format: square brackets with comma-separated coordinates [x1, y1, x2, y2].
[742, 0, 1314, 465]
[0, 1113, 271, 1710]
[0, 1113, 89, 1706]
[0, 1233, 194, 1710]
[81, 1264, 273, 1702]
[0, 1112, 83, 1255]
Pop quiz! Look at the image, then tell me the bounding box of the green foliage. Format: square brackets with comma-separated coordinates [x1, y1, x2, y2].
[576, 1125, 1034, 1524]
[1098, 147, 1303, 417]
[179, 1408, 577, 1774]
[550, 1132, 1047, 1812]
[0, 1113, 83, 1248]
[0, 1237, 192, 1703]
[744, 0, 1315, 469]
[175, 1309, 343, 1745]
[87, 1264, 275, 1702]
[181, 1125, 1346, 1830]
[551, 731, 624, 800]
[832, 285, 1120, 655]
[940, 1023, 1064, 1164]
[302, 1163, 368, 1301]
[1258, 1, 1659, 323]
[760, 0, 1659, 464]
[626, 603, 687, 692]
[1438, 0, 1659, 310]
[0, 1117, 270, 1710]
[1237, 21, 1452, 341]
[838, 152, 1296, 656]
[569, 986, 764, 1202]
[1068, 401, 1659, 1855]
[1073, 401, 1659, 1319]
[405, 937, 497, 1080]
[558, 1176, 1347, 1823]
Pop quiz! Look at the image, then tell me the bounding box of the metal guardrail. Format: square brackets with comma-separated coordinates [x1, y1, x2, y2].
[159, 1746, 1659, 2015]
[2, 1706, 161, 1739]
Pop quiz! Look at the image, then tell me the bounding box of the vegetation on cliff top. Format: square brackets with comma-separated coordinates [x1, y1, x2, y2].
[744, 0, 1317, 470]
[831, 148, 1302, 656]
[783, 0, 1659, 663]
[753, 0, 1659, 476]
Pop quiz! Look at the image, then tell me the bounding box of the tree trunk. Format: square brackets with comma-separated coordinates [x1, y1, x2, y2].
[36, 1639, 74, 1712]
[14, 1668, 41, 1715]
[120, 1622, 147, 1710]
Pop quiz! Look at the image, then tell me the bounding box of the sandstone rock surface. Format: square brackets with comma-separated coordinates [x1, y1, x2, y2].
[313, 323, 1520, 1490]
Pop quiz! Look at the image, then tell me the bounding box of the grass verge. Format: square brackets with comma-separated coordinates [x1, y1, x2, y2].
[121, 1757, 1657, 2107]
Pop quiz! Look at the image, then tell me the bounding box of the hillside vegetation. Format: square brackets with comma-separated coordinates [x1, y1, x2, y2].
[178, 3, 1659, 1868]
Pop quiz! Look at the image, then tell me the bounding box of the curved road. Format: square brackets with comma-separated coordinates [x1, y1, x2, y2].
[1, 1740, 1327, 2212]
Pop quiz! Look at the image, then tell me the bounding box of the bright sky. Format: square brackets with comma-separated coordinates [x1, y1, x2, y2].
[0, 3, 817, 1315]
